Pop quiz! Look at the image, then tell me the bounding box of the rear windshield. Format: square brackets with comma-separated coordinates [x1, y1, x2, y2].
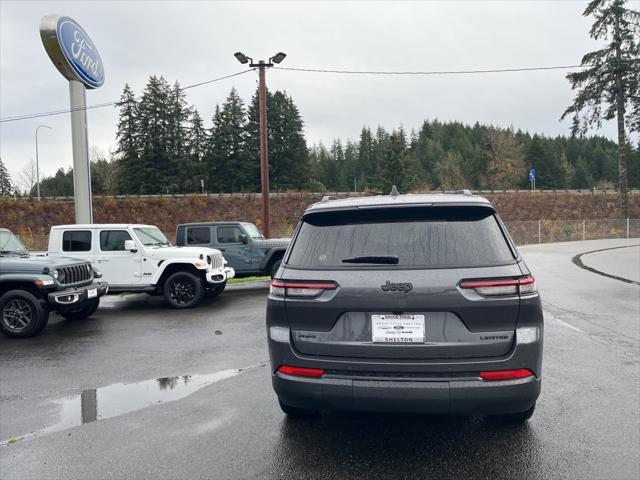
[286, 207, 515, 269]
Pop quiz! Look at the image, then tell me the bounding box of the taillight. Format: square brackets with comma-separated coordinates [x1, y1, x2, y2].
[270, 280, 337, 298]
[278, 365, 325, 378]
[459, 276, 536, 297]
[480, 369, 534, 381]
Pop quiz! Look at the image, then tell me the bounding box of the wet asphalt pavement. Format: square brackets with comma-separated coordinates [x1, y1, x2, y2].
[1, 239, 639, 480]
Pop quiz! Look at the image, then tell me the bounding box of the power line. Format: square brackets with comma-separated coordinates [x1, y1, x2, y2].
[272, 64, 588, 75]
[0, 64, 591, 124]
[0, 69, 255, 124]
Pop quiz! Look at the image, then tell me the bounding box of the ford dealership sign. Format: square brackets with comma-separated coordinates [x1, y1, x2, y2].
[40, 15, 104, 89]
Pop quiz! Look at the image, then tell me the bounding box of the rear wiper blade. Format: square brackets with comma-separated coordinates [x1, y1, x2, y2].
[342, 255, 399, 264]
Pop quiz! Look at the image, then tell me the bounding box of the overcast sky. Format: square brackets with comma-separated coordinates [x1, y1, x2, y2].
[0, 0, 623, 183]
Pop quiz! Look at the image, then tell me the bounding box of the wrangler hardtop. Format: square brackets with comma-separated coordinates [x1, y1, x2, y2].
[175, 221, 290, 278]
[0, 228, 108, 338]
[47, 223, 234, 308]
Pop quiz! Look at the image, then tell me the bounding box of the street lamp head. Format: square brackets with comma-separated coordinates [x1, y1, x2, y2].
[234, 52, 250, 64]
[270, 52, 287, 64]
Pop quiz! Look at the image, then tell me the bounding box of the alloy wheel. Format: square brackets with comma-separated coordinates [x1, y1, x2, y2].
[2, 299, 33, 332]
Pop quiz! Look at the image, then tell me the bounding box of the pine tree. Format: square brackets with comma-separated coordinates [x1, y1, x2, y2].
[166, 81, 189, 192]
[356, 127, 375, 189]
[0, 158, 14, 196]
[526, 135, 565, 189]
[115, 83, 140, 194]
[246, 89, 309, 192]
[208, 88, 249, 192]
[136, 76, 172, 193]
[562, 0, 639, 215]
[374, 128, 409, 193]
[184, 109, 207, 192]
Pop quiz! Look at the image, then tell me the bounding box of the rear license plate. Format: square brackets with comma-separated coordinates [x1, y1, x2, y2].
[372, 315, 425, 343]
[87, 288, 97, 299]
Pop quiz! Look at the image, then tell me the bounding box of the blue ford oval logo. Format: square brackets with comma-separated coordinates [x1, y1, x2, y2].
[56, 17, 104, 88]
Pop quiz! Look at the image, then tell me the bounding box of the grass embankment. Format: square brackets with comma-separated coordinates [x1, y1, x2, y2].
[228, 276, 270, 284]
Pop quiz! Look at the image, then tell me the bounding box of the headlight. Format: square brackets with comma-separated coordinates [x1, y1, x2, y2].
[52, 269, 59, 280]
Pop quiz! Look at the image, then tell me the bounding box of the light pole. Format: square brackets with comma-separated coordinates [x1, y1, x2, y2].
[234, 51, 286, 238]
[35, 124, 52, 200]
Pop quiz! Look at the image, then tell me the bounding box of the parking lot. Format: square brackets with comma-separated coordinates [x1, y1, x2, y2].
[1, 238, 639, 480]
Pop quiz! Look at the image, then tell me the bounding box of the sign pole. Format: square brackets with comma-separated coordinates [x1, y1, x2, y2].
[69, 80, 93, 223]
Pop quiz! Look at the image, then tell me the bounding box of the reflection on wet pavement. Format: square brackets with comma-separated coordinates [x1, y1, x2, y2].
[1, 369, 241, 446]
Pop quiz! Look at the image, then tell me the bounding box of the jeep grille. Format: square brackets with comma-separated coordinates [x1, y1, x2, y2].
[59, 263, 92, 286]
[210, 254, 224, 270]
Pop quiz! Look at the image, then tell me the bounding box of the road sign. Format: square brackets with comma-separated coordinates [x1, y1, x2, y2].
[529, 168, 536, 181]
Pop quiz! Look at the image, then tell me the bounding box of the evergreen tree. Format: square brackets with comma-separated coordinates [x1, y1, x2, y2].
[184, 109, 208, 192]
[208, 88, 249, 192]
[136, 75, 172, 193]
[115, 83, 140, 194]
[562, 0, 640, 215]
[356, 127, 376, 189]
[166, 81, 190, 193]
[0, 158, 13, 196]
[526, 135, 565, 189]
[374, 128, 408, 193]
[246, 89, 309, 191]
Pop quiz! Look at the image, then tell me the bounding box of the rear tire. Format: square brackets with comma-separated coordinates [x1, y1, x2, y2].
[490, 403, 536, 423]
[278, 400, 319, 418]
[270, 259, 282, 279]
[60, 298, 100, 321]
[0, 290, 49, 338]
[205, 281, 226, 298]
[163, 271, 204, 308]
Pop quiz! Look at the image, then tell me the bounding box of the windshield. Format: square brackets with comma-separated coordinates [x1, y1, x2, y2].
[243, 223, 264, 239]
[133, 227, 170, 246]
[0, 230, 28, 253]
[287, 207, 515, 269]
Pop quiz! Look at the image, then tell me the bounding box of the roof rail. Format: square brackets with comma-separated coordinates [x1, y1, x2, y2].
[453, 189, 473, 196]
[321, 195, 338, 202]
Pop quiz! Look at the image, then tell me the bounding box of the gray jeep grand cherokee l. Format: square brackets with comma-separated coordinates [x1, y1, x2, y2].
[266, 191, 543, 422]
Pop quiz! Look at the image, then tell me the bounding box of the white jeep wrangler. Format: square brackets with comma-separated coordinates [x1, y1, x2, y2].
[47, 224, 235, 308]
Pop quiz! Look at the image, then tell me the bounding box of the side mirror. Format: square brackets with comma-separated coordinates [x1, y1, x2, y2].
[124, 240, 138, 252]
[239, 234, 248, 244]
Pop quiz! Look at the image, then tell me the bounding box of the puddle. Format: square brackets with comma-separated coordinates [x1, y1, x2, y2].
[1, 362, 265, 446]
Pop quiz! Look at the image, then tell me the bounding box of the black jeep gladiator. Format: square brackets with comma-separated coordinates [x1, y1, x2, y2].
[0, 228, 108, 338]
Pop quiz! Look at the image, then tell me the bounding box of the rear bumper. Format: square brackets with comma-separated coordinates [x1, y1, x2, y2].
[272, 371, 540, 414]
[47, 281, 109, 307]
[267, 322, 543, 414]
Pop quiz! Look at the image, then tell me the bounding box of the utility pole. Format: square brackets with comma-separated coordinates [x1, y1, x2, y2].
[35, 125, 52, 201]
[234, 51, 287, 238]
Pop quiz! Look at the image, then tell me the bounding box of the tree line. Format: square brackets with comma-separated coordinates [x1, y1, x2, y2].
[0, 0, 637, 203]
[4, 79, 637, 198]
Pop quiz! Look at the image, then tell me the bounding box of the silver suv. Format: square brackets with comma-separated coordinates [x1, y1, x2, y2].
[266, 191, 543, 422]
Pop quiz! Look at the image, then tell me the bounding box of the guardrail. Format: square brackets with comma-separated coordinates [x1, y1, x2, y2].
[17, 218, 639, 251]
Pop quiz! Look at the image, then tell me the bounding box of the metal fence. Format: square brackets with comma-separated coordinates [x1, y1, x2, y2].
[504, 218, 639, 245]
[15, 218, 639, 252]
